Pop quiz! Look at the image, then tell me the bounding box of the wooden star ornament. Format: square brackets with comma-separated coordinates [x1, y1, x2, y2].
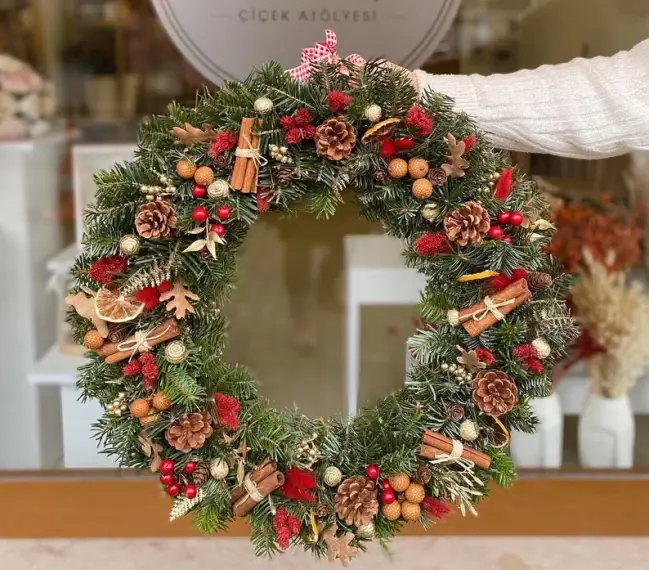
[171, 123, 216, 146]
[320, 524, 360, 567]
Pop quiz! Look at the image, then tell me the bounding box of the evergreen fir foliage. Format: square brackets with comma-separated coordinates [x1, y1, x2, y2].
[67, 58, 576, 559]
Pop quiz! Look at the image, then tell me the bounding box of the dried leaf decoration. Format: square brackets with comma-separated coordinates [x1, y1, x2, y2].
[65, 289, 109, 338]
[320, 524, 359, 567]
[441, 133, 469, 178]
[160, 281, 200, 319]
[171, 123, 216, 146]
[183, 223, 225, 259]
[456, 345, 487, 373]
[138, 434, 164, 472]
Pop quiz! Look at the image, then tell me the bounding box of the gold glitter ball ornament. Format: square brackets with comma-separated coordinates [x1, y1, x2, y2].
[412, 178, 433, 200]
[388, 473, 411, 493]
[207, 179, 230, 200]
[356, 522, 376, 539]
[421, 203, 440, 222]
[152, 392, 172, 411]
[194, 166, 214, 187]
[130, 399, 152, 419]
[387, 158, 408, 179]
[209, 458, 230, 480]
[382, 501, 401, 521]
[119, 234, 140, 255]
[176, 159, 197, 180]
[364, 104, 382, 123]
[408, 158, 430, 179]
[324, 466, 343, 487]
[253, 97, 274, 114]
[165, 340, 188, 364]
[459, 419, 479, 442]
[405, 482, 425, 504]
[83, 329, 105, 350]
[401, 501, 421, 522]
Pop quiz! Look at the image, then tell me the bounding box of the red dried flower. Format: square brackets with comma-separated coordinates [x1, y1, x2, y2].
[494, 168, 515, 200]
[488, 274, 512, 292]
[284, 129, 302, 145]
[524, 358, 545, 374]
[257, 188, 272, 213]
[157, 280, 171, 293]
[513, 344, 537, 360]
[414, 232, 452, 256]
[213, 392, 240, 431]
[135, 287, 160, 310]
[475, 348, 495, 366]
[510, 268, 528, 282]
[282, 467, 317, 503]
[208, 131, 238, 159]
[327, 90, 352, 114]
[294, 108, 313, 127]
[280, 115, 296, 130]
[422, 497, 451, 519]
[272, 507, 300, 550]
[380, 139, 397, 159]
[88, 255, 128, 285]
[406, 105, 433, 137]
[122, 359, 142, 376]
[462, 136, 478, 154]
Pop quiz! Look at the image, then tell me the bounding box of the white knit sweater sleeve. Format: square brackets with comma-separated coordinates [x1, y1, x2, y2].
[413, 39, 649, 159]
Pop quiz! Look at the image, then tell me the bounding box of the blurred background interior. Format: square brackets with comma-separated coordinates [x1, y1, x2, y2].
[1, 0, 649, 559]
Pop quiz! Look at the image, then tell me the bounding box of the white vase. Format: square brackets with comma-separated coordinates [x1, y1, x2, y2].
[510, 393, 563, 468]
[578, 392, 635, 468]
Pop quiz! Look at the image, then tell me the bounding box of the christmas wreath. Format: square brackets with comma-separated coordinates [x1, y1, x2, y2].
[67, 31, 575, 563]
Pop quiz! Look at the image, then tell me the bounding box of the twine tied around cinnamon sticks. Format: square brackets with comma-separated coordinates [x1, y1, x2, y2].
[117, 323, 172, 360]
[231, 118, 266, 193]
[420, 429, 491, 471]
[95, 319, 180, 364]
[230, 458, 285, 517]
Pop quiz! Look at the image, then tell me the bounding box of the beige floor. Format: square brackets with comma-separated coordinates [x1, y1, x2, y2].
[2, 537, 649, 569]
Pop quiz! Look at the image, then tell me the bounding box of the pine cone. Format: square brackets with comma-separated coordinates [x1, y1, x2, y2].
[415, 464, 432, 485]
[315, 502, 330, 518]
[443, 201, 490, 247]
[447, 404, 465, 421]
[135, 200, 177, 239]
[275, 166, 295, 188]
[427, 167, 447, 186]
[472, 370, 518, 417]
[192, 461, 211, 488]
[314, 118, 357, 161]
[213, 153, 231, 169]
[374, 169, 387, 182]
[334, 475, 378, 527]
[526, 271, 553, 290]
[108, 323, 128, 344]
[165, 411, 213, 453]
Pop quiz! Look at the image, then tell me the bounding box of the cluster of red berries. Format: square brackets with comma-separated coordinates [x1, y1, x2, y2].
[489, 210, 524, 243]
[364, 464, 397, 504]
[160, 459, 199, 499]
[191, 202, 231, 239]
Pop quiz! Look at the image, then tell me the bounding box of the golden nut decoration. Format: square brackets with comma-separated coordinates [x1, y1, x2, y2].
[401, 501, 421, 521]
[405, 482, 425, 504]
[130, 398, 152, 419]
[382, 501, 402, 521]
[83, 329, 105, 350]
[388, 473, 411, 493]
[194, 166, 215, 187]
[152, 392, 172, 411]
[176, 159, 197, 180]
[408, 158, 429, 179]
[387, 158, 408, 179]
[412, 178, 433, 200]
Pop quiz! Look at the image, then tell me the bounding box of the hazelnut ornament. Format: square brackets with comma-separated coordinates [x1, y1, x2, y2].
[401, 501, 421, 521]
[130, 399, 152, 419]
[412, 178, 433, 200]
[84, 329, 105, 350]
[194, 166, 214, 187]
[388, 158, 408, 179]
[382, 501, 402, 521]
[176, 159, 197, 180]
[152, 392, 172, 411]
[408, 158, 429, 179]
[405, 482, 425, 504]
[388, 473, 411, 493]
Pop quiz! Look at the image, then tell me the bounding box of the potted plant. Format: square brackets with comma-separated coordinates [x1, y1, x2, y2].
[571, 249, 649, 467]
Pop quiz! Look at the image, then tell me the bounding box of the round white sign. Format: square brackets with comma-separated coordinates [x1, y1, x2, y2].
[151, 0, 461, 83]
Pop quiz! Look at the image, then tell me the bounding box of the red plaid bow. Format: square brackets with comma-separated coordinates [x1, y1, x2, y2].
[289, 29, 365, 82]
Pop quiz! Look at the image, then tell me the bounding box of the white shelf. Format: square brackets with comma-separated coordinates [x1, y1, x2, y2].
[29, 345, 86, 387]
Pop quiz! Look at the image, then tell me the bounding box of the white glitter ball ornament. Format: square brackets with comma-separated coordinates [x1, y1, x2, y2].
[119, 234, 140, 255]
[459, 419, 479, 442]
[209, 458, 230, 480]
[253, 97, 274, 115]
[364, 104, 382, 123]
[207, 179, 230, 200]
[323, 466, 343, 487]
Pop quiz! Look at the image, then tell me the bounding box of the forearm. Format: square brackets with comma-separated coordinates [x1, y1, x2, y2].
[413, 40, 649, 159]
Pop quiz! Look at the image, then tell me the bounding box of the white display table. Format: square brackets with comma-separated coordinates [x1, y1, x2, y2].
[0, 133, 68, 469]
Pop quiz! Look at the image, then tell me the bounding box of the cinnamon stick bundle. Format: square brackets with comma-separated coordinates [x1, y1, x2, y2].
[230, 458, 277, 505]
[242, 130, 260, 194]
[232, 470, 284, 517]
[455, 278, 531, 337]
[99, 320, 179, 364]
[420, 429, 491, 470]
[231, 118, 261, 193]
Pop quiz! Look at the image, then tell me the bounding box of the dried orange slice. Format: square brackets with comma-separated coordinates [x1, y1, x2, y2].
[94, 286, 145, 323]
[362, 117, 401, 143]
[457, 270, 499, 282]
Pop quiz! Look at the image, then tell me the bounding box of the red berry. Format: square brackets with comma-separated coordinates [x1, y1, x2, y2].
[365, 464, 380, 480]
[216, 205, 231, 221]
[497, 211, 511, 225]
[183, 483, 197, 499]
[488, 225, 504, 240]
[209, 223, 226, 237]
[184, 461, 197, 474]
[380, 480, 392, 491]
[509, 211, 524, 226]
[381, 489, 396, 504]
[167, 483, 181, 497]
[160, 473, 175, 486]
[192, 206, 209, 223]
[502, 235, 513, 244]
[160, 459, 175, 475]
[192, 184, 207, 198]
